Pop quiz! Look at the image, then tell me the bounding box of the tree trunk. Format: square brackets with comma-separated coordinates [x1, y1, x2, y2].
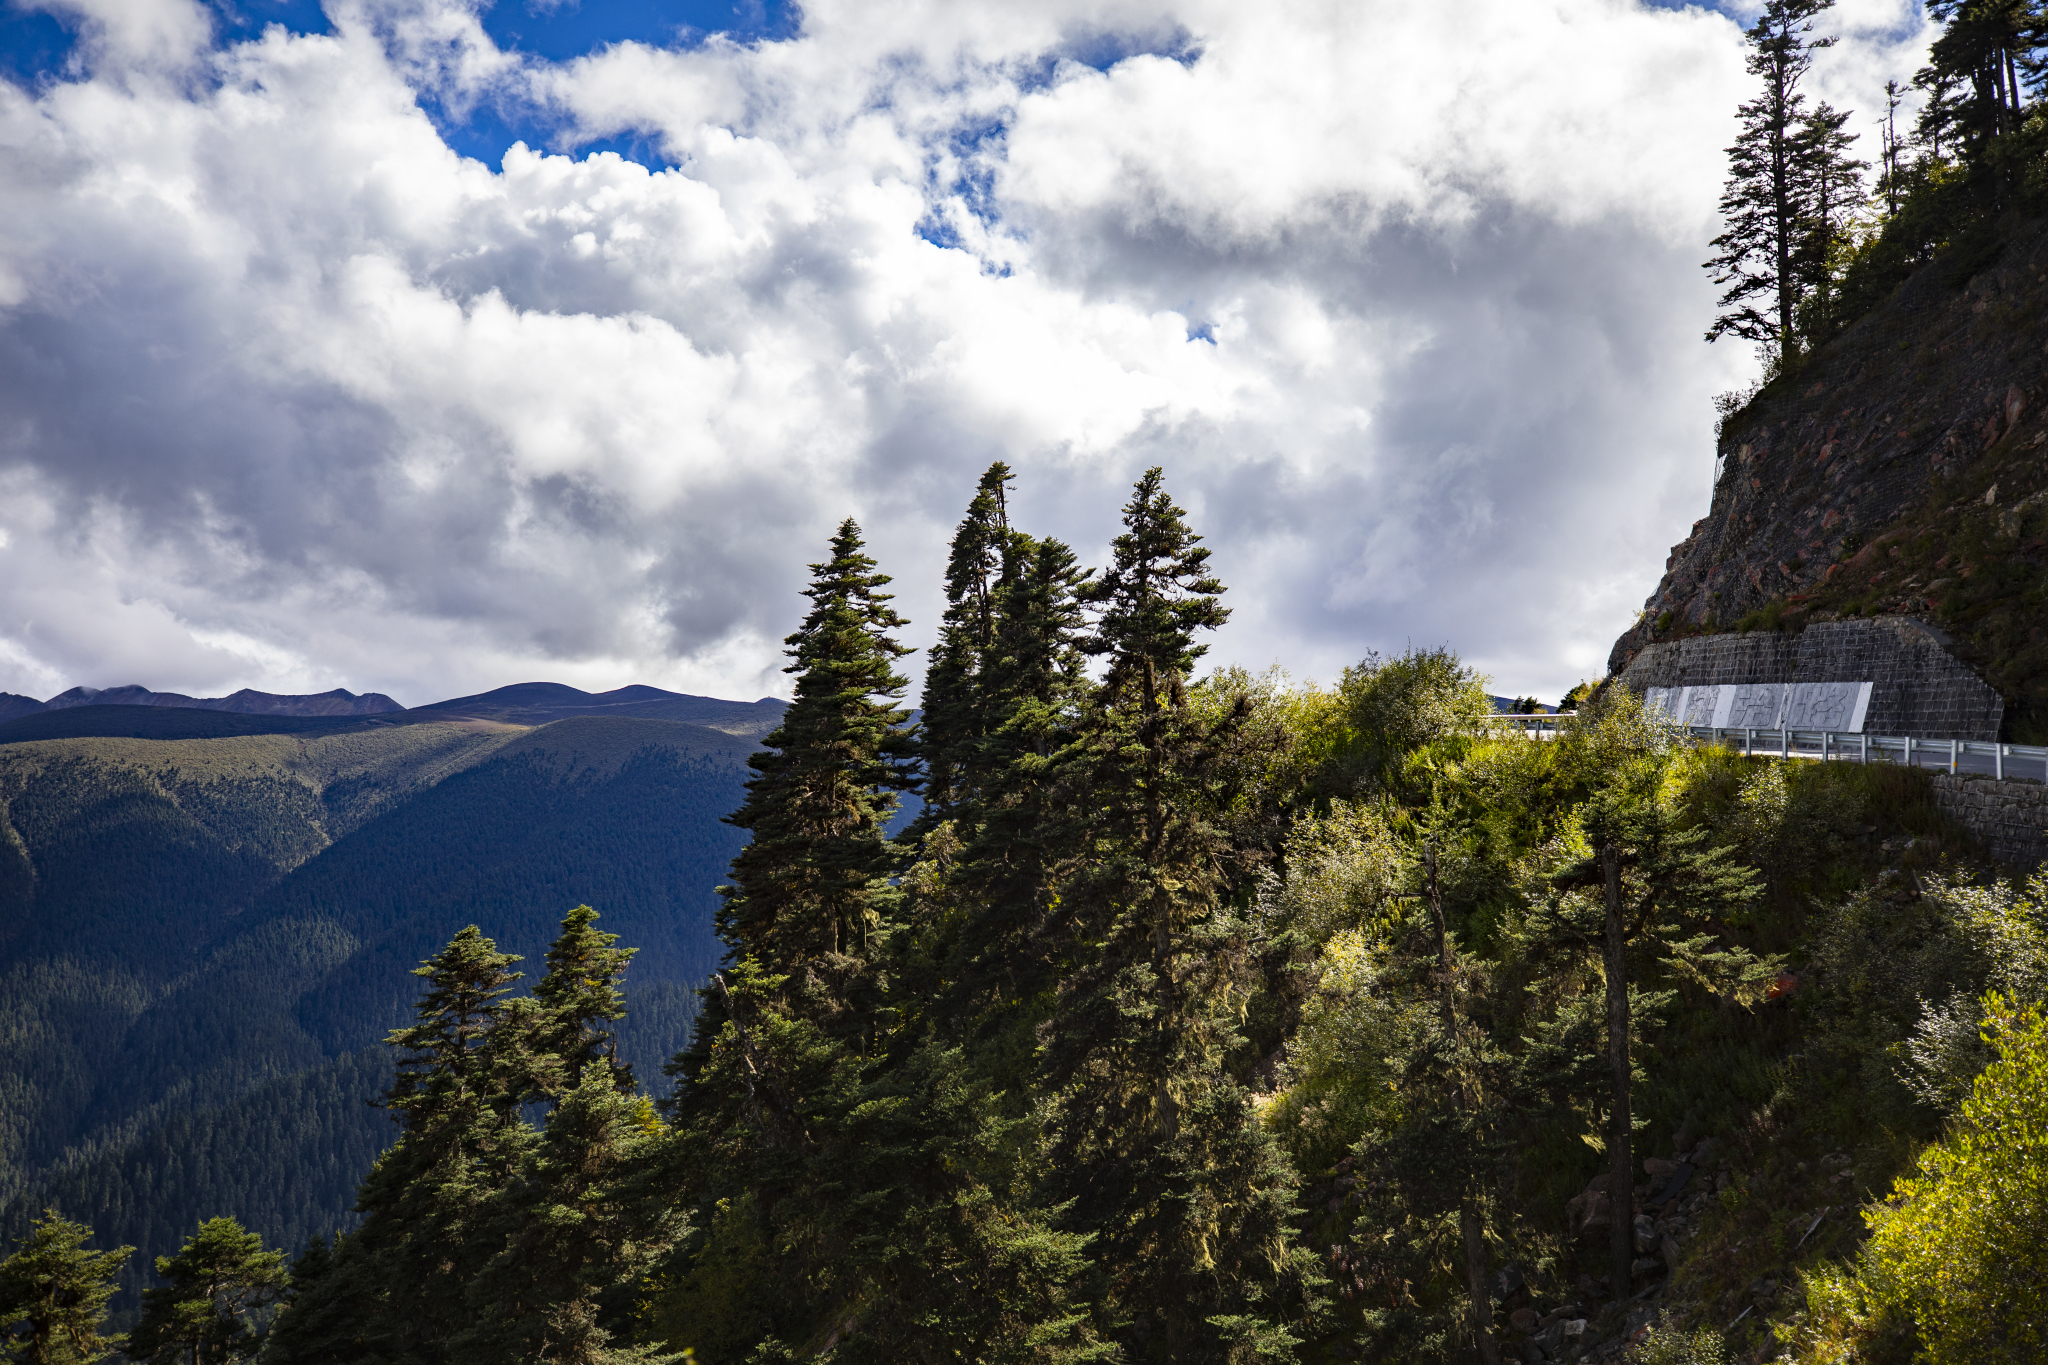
[1427, 842, 1499, 1365]
[1770, 39, 1795, 373]
[1602, 841, 1634, 1302]
[1460, 1201, 1497, 1365]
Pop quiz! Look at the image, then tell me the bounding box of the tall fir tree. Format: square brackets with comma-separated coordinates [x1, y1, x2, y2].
[530, 904, 638, 1098]
[657, 520, 918, 1355]
[271, 910, 674, 1365]
[1705, 0, 1842, 368]
[129, 1218, 287, 1365]
[1790, 100, 1868, 339]
[657, 509, 1108, 1363]
[715, 517, 916, 996]
[1527, 696, 1773, 1301]
[1034, 468, 1320, 1360]
[268, 927, 532, 1365]
[458, 1063, 683, 1365]
[1917, 0, 2043, 184]
[1878, 77, 1909, 215]
[913, 462, 1017, 837]
[931, 529, 1094, 1067]
[0, 1210, 131, 1365]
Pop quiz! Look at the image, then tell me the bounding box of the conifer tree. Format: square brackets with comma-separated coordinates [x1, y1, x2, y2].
[530, 905, 638, 1098]
[1790, 100, 1868, 338]
[1917, 0, 2043, 184]
[933, 529, 1093, 1059]
[715, 518, 916, 990]
[658, 521, 918, 1353]
[0, 1210, 131, 1365]
[1527, 697, 1772, 1302]
[274, 927, 533, 1364]
[1705, 0, 1843, 368]
[272, 913, 671, 1365]
[657, 511, 1107, 1363]
[914, 463, 1017, 836]
[459, 1063, 683, 1365]
[259, 1235, 374, 1365]
[1879, 77, 1908, 215]
[1035, 468, 1319, 1359]
[129, 1218, 287, 1365]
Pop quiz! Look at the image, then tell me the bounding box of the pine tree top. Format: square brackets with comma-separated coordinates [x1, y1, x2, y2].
[720, 518, 917, 973]
[1086, 467, 1229, 698]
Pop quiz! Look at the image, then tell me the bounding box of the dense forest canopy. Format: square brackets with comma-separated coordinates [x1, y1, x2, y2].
[3, 453, 2038, 1365]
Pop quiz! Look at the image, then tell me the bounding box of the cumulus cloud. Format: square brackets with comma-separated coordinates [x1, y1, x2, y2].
[0, 0, 1931, 706]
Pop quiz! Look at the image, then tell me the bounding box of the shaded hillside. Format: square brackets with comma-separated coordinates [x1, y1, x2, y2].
[0, 705, 392, 744]
[0, 716, 750, 1280]
[1, 974, 708, 1327]
[1610, 214, 2048, 737]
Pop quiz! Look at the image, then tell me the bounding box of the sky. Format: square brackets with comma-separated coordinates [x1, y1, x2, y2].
[0, 0, 1938, 709]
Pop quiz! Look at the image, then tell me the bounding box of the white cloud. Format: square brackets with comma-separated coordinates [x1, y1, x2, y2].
[0, 0, 1934, 706]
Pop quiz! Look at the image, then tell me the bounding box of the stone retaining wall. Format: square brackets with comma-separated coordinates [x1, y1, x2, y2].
[1615, 617, 2004, 740]
[1931, 773, 2048, 868]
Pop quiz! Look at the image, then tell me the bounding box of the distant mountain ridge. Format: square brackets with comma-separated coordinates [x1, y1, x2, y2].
[407, 681, 786, 737]
[0, 685, 404, 720]
[0, 681, 789, 743]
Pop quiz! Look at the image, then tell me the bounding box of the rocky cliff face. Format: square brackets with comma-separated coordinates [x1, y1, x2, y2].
[1609, 215, 2048, 739]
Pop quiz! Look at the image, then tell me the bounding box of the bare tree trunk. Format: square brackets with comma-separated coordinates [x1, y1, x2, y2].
[1602, 842, 1635, 1302]
[1427, 842, 1499, 1365]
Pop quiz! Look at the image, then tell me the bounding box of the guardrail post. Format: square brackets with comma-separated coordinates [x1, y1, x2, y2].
[1781, 729, 1789, 761]
[1997, 743, 2005, 781]
[1860, 733, 1868, 765]
[1950, 739, 1958, 775]
[1905, 735, 1914, 768]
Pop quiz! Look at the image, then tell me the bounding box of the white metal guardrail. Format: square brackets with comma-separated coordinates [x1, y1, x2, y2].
[1488, 713, 2048, 782]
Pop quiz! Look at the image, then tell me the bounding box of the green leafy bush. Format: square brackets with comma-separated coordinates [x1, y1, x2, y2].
[1863, 996, 2048, 1364]
[1637, 1324, 1730, 1365]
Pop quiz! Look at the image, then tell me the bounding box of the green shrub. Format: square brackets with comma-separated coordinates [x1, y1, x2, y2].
[1863, 995, 2048, 1364]
[1637, 1324, 1730, 1365]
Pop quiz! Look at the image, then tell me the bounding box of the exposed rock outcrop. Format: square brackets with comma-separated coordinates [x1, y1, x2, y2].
[1609, 216, 2048, 737]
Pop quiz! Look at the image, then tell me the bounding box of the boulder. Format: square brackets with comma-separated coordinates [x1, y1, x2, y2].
[1566, 1186, 1612, 1240]
[1510, 1307, 1540, 1334]
[1647, 1161, 1695, 1206]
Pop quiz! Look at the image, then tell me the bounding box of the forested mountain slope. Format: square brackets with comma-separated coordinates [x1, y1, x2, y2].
[0, 714, 753, 1313]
